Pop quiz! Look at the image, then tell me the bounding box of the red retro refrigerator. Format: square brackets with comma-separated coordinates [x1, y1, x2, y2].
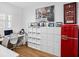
[61, 24, 78, 57]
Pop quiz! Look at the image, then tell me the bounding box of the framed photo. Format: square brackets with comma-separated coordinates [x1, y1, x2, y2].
[40, 21, 46, 27]
[48, 22, 54, 27]
[55, 22, 62, 27]
[30, 22, 38, 27]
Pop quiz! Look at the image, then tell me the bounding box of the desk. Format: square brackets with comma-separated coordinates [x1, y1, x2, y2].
[0, 45, 19, 57]
[0, 34, 26, 45]
[0, 38, 3, 44]
[10, 34, 25, 45]
[18, 34, 24, 37]
[0, 38, 3, 41]
[18, 34, 27, 45]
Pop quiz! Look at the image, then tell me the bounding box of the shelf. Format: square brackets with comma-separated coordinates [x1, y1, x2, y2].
[28, 32, 40, 34]
[28, 41, 40, 45]
[28, 37, 41, 40]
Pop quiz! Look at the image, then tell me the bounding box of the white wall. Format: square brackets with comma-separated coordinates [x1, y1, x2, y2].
[22, 2, 68, 31]
[77, 3, 79, 24]
[0, 2, 78, 34]
[23, 2, 79, 30]
[20, 2, 79, 56]
[0, 2, 23, 33]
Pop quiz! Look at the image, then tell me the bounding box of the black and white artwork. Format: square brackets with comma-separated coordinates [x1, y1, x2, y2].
[55, 22, 62, 27]
[36, 5, 54, 22]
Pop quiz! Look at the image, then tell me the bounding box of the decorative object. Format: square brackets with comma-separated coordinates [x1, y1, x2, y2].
[48, 22, 54, 27]
[55, 22, 62, 27]
[64, 2, 76, 24]
[40, 21, 46, 27]
[30, 22, 38, 27]
[36, 5, 54, 22]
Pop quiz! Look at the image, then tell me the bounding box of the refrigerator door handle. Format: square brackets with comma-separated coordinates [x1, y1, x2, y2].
[62, 35, 77, 40]
[66, 36, 77, 40]
[61, 35, 68, 40]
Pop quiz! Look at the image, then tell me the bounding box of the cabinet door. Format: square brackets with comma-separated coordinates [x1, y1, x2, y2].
[46, 46, 53, 54]
[52, 27, 61, 56]
[28, 42, 33, 48]
[40, 27, 48, 52]
[47, 34, 53, 47]
[40, 33, 48, 52]
[28, 27, 32, 32]
[47, 27, 53, 34]
[47, 27, 54, 49]
[32, 28, 36, 33]
[53, 35, 61, 56]
[36, 28, 41, 33]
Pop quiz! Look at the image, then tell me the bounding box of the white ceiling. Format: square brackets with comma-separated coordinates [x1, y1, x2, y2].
[8, 2, 51, 9]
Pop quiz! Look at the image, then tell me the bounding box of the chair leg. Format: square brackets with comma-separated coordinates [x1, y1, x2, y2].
[10, 44, 20, 50]
[10, 44, 17, 50]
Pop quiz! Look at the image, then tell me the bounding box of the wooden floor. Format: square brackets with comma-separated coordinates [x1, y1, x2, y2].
[13, 45, 56, 57]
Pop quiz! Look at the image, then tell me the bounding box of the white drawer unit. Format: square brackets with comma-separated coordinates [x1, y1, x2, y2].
[47, 27, 54, 34]
[28, 42, 33, 47]
[28, 27, 41, 50]
[27, 27, 61, 56]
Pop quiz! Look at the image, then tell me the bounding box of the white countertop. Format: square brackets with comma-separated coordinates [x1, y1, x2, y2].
[0, 45, 19, 57]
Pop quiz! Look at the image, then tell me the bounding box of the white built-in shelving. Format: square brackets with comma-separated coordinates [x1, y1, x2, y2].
[27, 27, 61, 56]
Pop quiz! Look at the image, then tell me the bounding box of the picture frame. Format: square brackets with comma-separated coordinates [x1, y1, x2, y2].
[64, 2, 76, 24]
[55, 22, 62, 27]
[30, 22, 38, 27]
[48, 22, 54, 27]
[36, 5, 54, 22]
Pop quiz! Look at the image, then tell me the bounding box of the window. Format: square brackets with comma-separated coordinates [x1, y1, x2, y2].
[0, 14, 5, 36]
[7, 15, 12, 29]
[5, 15, 12, 29]
[0, 14, 12, 36]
